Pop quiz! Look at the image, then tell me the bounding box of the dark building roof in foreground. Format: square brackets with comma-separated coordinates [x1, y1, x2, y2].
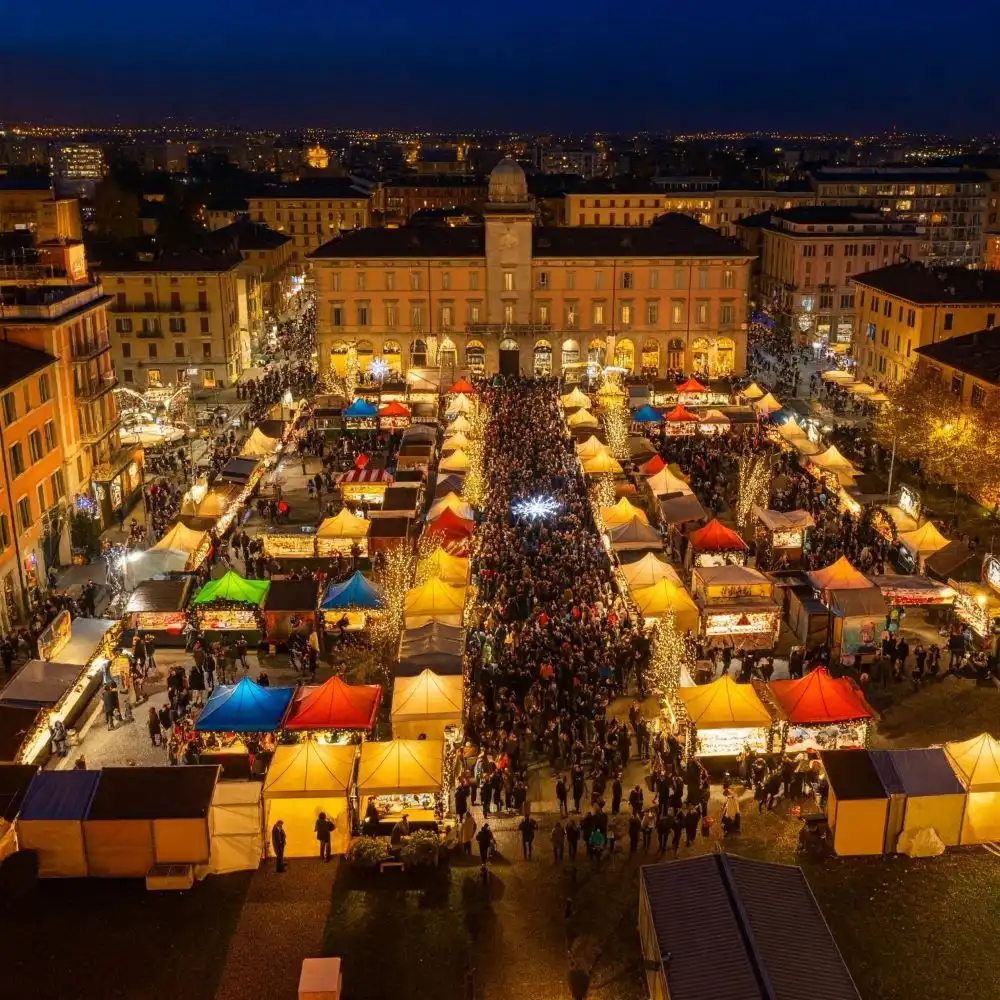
[211, 220, 290, 251]
[87, 238, 244, 273]
[915, 327, 1000, 384]
[310, 214, 749, 261]
[851, 262, 1000, 303]
[0, 341, 58, 389]
[641, 854, 860, 1000]
[251, 179, 370, 201]
[812, 168, 990, 185]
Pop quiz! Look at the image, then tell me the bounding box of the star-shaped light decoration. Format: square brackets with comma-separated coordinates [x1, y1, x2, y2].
[367, 358, 390, 380]
[511, 496, 562, 520]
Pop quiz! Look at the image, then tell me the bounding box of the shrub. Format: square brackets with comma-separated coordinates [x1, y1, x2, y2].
[399, 828, 440, 868]
[346, 836, 389, 869]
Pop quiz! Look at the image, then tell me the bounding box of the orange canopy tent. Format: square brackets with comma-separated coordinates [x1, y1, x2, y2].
[676, 376, 708, 393]
[806, 556, 872, 592]
[447, 377, 476, 395]
[282, 676, 382, 730]
[426, 507, 474, 540]
[664, 404, 699, 422]
[640, 454, 665, 476]
[768, 668, 873, 724]
[689, 518, 748, 552]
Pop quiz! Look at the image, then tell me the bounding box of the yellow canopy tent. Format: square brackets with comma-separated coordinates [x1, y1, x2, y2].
[567, 408, 600, 429]
[575, 435, 609, 459]
[607, 516, 663, 551]
[753, 392, 782, 416]
[775, 418, 809, 445]
[404, 578, 466, 627]
[677, 674, 772, 728]
[810, 445, 858, 485]
[317, 509, 370, 539]
[630, 579, 700, 633]
[448, 414, 472, 434]
[419, 546, 470, 585]
[446, 393, 474, 416]
[560, 387, 592, 410]
[821, 369, 854, 383]
[581, 451, 623, 475]
[439, 449, 470, 473]
[240, 426, 280, 458]
[806, 556, 873, 593]
[152, 522, 210, 558]
[357, 739, 444, 822]
[601, 497, 649, 527]
[899, 522, 950, 564]
[740, 382, 765, 400]
[441, 431, 470, 452]
[620, 552, 683, 589]
[647, 466, 693, 496]
[427, 492, 475, 522]
[945, 733, 1000, 844]
[390, 669, 464, 740]
[263, 742, 357, 857]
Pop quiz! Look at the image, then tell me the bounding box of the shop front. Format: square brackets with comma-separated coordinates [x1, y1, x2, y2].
[92, 448, 145, 531]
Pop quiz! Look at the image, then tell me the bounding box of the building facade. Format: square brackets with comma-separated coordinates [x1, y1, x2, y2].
[0, 343, 65, 628]
[850, 263, 1000, 385]
[0, 180, 82, 242]
[811, 167, 988, 267]
[374, 177, 488, 226]
[740, 208, 922, 351]
[92, 247, 247, 391]
[50, 142, 106, 200]
[914, 328, 1000, 411]
[309, 160, 753, 382]
[250, 181, 372, 265]
[215, 221, 295, 326]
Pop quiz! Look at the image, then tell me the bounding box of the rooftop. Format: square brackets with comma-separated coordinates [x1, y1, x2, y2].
[385, 175, 487, 190]
[748, 205, 921, 236]
[915, 327, 1000, 384]
[0, 283, 110, 325]
[252, 179, 371, 201]
[88, 239, 244, 273]
[309, 214, 749, 261]
[211, 219, 290, 251]
[812, 167, 990, 185]
[851, 262, 1000, 303]
[0, 341, 58, 389]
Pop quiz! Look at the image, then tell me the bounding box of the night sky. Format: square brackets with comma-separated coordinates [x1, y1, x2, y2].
[3, 0, 998, 132]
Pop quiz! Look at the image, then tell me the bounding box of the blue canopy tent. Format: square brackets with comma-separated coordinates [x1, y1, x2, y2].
[631, 404, 663, 424]
[16, 770, 102, 877]
[320, 570, 384, 610]
[343, 399, 378, 419]
[194, 677, 294, 733]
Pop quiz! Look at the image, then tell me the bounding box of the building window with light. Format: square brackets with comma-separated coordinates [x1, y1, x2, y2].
[503, 271, 515, 292]
[504, 304, 515, 325]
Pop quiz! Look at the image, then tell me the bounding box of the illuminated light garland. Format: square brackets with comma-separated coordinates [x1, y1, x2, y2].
[511, 496, 562, 520]
[344, 347, 361, 400]
[590, 473, 616, 511]
[603, 402, 630, 461]
[647, 609, 692, 701]
[736, 453, 771, 533]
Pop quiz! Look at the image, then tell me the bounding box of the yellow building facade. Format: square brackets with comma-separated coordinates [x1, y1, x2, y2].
[851, 263, 1000, 385]
[310, 161, 753, 382]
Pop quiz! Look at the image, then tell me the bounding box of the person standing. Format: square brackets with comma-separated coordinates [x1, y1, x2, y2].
[518, 814, 538, 859]
[315, 811, 334, 861]
[271, 819, 287, 872]
[641, 808, 655, 852]
[101, 684, 118, 732]
[551, 820, 565, 862]
[628, 812, 641, 856]
[455, 781, 469, 822]
[476, 821, 495, 864]
[611, 773, 622, 816]
[460, 812, 477, 855]
[555, 774, 568, 818]
[565, 817, 580, 860]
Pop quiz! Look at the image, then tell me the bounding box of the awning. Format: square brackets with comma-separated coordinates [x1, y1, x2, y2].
[192, 571, 270, 607]
[678, 675, 772, 728]
[357, 739, 444, 795]
[283, 676, 382, 730]
[320, 571, 383, 610]
[768, 668, 873, 724]
[194, 677, 294, 732]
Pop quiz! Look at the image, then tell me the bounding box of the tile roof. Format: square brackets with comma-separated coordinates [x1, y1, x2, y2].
[641, 854, 861, 1000]
[851, 262, 1000, 303]
[0, 341, 58, 389]
[914, 327, 1000, 384]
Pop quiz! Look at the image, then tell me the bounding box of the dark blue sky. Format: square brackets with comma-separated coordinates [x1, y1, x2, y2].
[3, 0, 997, 132]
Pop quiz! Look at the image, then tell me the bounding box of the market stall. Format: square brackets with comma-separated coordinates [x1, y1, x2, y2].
[123, 578, 192, 647]
[263, 742, 357, 857]
[404, 578, 466, 628]
[375, 483, 422, 520]
[807, 445, 858, 487]
[576, 437, 613, 462]
[427, 492, 475, 523]
[677, 675, 773, 759]
[368, 517, 413, 555]
[191, 571, 269, 643]
[607, 516, 663, 553]
[390, 669, 463, 740]
[820, 749, 890, 857]
[338, 468, 392, 507]
[619, 552, 682, 590]
[342, 398, 378, 431]
[647, 465, 693, 498]
[439, 448, 470, 474]
[263, 578, 319, 642]
[696, 409, 731, 435]
[217, 456, 263, 488]
[870, 748, 966, 851]
[15, 769, 101, 877]
[631, 404, 663, 426]
[601, 497, 649, 528]
[945, 733, 1000, 845]
[691, 565, 780, 650]
[752, 508, 814, 568]
[442, 433, 470, 457]
[316, 509, 371, 558]
[283, 675, 382, 733]
[446, 414, 472, 435]
[739, 381, 765, 401]
[240, 426, 281, 458]
[424, 507, 474, 555]
[357, 739, 445, 828]
[397, 443, 435, 474]
[419, 546, 470, 586]
[377, 400, 411, 430]
[630, 579, 700, 633]
[195, 677, 294, 733]
[686, 518, 748, 568]
[560, 387, 592, 410]
[898, 521, 950, 572]
[753, 392, 783, 417]
[0, 706, 39, 763]
[401, 423, 437, 445]
[259, 524, 319, 561]
[447, 377, 476, 396]
[807, 557, 883, 661]
[446, 393, 474, 418]
[83, 765, 219, 877]
[659, 494, 707, 527]
[203, 780, 263, 875]
[433, 473, 463, 498]
[180, 482, 244, 521]
[870, 575, 956, 634]
[639, 454, 665, 476]
[0, 659, 85, 712]
[567, 408, 601, 431]
[767, 668, 875, 753]
[397, 620, 467, 676]
[319, 570, 384, 636]
[663, 404, 699, 436]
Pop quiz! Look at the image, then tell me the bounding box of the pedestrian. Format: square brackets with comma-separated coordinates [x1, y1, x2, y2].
[460, 812, 477, 855]
[641, 808, 655, 852]
[476, 821, 495, 864]
[147, 706, 161, 747]
[628, 783, 644, 816]
[551, 820, 565, 862]
[49, 717, 68, 757]
[628, 812, 641, 855]
[101, 683, 117, 732]
[518, 813, 538, 859]
[683, 804, 700, 847]
[455, 781, 469, 822]
[565, 817, 580, 860]
[555, 773, 568, 817]
[611, 773, 622, 815]
[655, 811, 669, 854]
[271, 819, 287, 872]
[315, 811, 334, 861]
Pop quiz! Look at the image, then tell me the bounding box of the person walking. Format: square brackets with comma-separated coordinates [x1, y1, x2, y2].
[315, 811, 334, 861]
[611, 774, 622, 816]
[641, 808, 655, 852]
[459, 812, 477, 855]
[628, 784, 644, 816]
[101, 684, 118, 732]
[628, 812, 641, 855]
[476, 821, 495, 864]
[565, 817, 580, 860]
[518, 814, 538, 860]
[551, 820, 565, 862]
[271, 819, 287, 872]
[555, 774, 568, 817]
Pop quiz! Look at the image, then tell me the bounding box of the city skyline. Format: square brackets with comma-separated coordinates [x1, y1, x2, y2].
[3, 0, 998, 133]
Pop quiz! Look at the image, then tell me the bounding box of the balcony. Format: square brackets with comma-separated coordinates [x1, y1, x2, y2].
[70, 338, 112, 362]
[74, 372, 117, 400]
[80, 414, 121, 445]
[112, 302, 210, 313]
[136, 327, 164, 339]
[465, 322, 552, 337]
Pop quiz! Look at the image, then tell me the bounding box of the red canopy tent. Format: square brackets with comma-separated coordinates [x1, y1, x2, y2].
[689, 518, 748, 552]
[447, 377, 476, 394]
[282, 675, 382, 730]
[354, 453, 369, 470]
[377, 400, 411, 418]
[676, 376, 708, 393]
[767, 668, 873, 724]
[640, 454, 666, 476]
[426, 507, 474, 540]
[664, 404, 699, 422]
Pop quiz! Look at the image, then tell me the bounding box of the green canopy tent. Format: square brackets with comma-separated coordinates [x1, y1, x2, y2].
[191, 571, 270, 644]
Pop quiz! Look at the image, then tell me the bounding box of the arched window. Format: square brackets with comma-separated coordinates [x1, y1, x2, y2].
[438, 335, 458, 368]
[613, 337, 635, 372]
[691, 337, 710, 374]
[466, 339, 486, 374]
[409, 338, 428, 367]
[587, 338, 605, 365]
[356, 339, 374, 360]
[715, 337, 736, 376]
[666, 337, 684, 371]
[640, 338, 659, 374]
[382, 339, 402, 374]
[561, 339, 580, 369]
[330, 340, 350, 376]
[533, 339, 552, 377]
[499, 338, 519, 352]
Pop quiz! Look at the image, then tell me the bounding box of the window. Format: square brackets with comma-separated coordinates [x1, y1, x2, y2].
[673, 268, 685, 289]
[148, 344, 158, 359]
[720, 303, 733, 325]
[803, 245, 816, 257]
[115, 317, 132, 333]
[823, 244, 835, 256]
[331, 272, 342, 292]
[469, 303, 481, 324]
[862, 244, 875, 256]
[43, 420, 55, 452]
[2, 392, 16, 425]
[144, 292, 154, 308]
[594, 271, 604, 290]
[0, 514, 9, 550]
[469, 271, 479, 290]
[646, 301, 659, 325]
[951, 375, 963, 396]
[38, 374, 51, 403]
[649, 269, 659, 289]
[197, 291, 208, 311]
[593, 302, 605, 326]
[502, 271, 515, 292]
[620, 303, 633, 326]
[695, 301, 708, 324]
[170, 291, 181, 310]
[356, 303, 370, 326]
[202, 343, 212, 359]
[504, 304, 514, 325]
[16, 497, 31, 533]
[410, 271, 422, 291]
[565, 271, 575, 290]
[200, 317, 209, 334]
[169, 317, 186, 333]
[697, 267, 709, 289]
[538, 271, 549, 290]
[9, 443, 24, 477]
[538, 303, 549, 324]
[51, 468, 66, 500]
[331, 304, 344, 327]
[565, 303, 578, 328]
[385, 271, 395, 291]
[411, 304, 424, 330]
[175, 342, 185, 358]
[123, 369, 133, 383]
[820, 294, 834, 310]
[355, 271, 366, 291]
[845, 244, 858, 257]
[944, 313, 954, 331]
[28, 431, 42, 463]
[37, 483, 46, 517]
[722, 269, 734, 289]
[121, 343, 131, 359]
[440, 304, 453, 329]
[385, 303, 398, 328]
[840, 294, 855, 309]
[621, 271, 634, 290]
[21, 385, 30, 415]
[671, 302, 684, 325]
[972, 384, 987, 408]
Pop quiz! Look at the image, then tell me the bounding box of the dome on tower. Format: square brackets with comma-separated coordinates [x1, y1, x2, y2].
[488, 157, 528, 204]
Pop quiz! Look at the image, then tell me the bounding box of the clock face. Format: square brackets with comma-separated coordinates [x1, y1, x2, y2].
[499, 228, 518, 250]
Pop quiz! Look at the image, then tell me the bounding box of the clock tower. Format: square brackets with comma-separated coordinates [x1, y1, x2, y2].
[484, 158, 534, 328]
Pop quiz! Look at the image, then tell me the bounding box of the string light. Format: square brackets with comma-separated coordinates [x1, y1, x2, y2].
[736, 453, 770, 533]
[646, 609, 692, 700]
[370, 540, 420, 681]
[590, 473, 616, 511]
[511, 496, 562, 519]
[344, 346, 361, 400]
[367, 358, 390, 381]
[603, 402, 630, 461]
[461, 402, 488, 509]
